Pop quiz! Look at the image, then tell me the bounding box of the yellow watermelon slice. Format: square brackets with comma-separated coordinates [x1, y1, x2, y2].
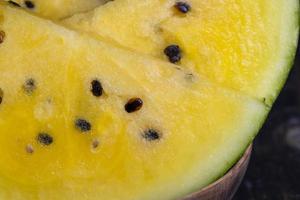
[0, 1, 298, 200]
[63, 0, 299, 104]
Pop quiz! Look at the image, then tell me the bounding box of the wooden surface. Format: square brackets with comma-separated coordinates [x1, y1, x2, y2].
[181, 145, 252, 200]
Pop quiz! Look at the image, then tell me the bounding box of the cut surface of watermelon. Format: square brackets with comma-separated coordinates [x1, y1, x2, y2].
[63, 0, 299, 104]
[0, 4, 273, 199]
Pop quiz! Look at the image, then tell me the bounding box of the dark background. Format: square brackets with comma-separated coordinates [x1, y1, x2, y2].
[234, 43, 300, 199]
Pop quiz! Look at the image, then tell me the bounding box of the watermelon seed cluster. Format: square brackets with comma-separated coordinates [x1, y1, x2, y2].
[163, 2, 191, 63]
[0, 9, 161, 151]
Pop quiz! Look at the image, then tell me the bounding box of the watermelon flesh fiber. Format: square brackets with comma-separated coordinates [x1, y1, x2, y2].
[0, 1, 299, 200]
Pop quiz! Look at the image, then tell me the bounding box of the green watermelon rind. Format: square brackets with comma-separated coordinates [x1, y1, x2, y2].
[264, 1, 300, 106]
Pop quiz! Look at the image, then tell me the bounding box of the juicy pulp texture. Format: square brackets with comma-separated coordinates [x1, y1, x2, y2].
[63, 0, 300, 104]
[4, 0, 111, 19]
[0, 4, 270, 200]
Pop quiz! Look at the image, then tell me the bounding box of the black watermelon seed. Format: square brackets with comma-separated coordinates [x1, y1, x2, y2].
[8, 1, 21, 7]
[175, 2, 191, 13]
[164, 45, 181, 63]
[23, 78, 36, 93]
[24, 0, 34, 9]
[125, 98, 143, 113]
[0, 88, 3, 105]
[91, 80, 103, 97]
[75, 118, 91, 132]
[0, 31, 5, 44]
[37, 133, 53, 146]
[143, 129, 160, 141]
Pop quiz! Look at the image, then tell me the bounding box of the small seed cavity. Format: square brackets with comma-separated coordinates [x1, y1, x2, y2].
[91, 79, 103, 97]
[175, 2, 191, 13]
[0, 88, 3, 105]
[24, 0, 35, 9]
[164, 45, 181, 63]
[0, 31, 5, 44]
[23, 78, 36, 94]
[125, 98, 143, 113]
[75, 118, 91, 132]
[25, 144, 34, 154]
[37, 133, 53, 146]
[8, 1, 21, 7]
[92, 139, 100, 149]
[185, 73, 196, 82]
[143, 129, 161, 141]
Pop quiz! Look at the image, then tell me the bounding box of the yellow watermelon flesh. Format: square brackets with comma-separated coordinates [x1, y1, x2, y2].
[0, 4, 271, 200]
[63, 0, 299, 104]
